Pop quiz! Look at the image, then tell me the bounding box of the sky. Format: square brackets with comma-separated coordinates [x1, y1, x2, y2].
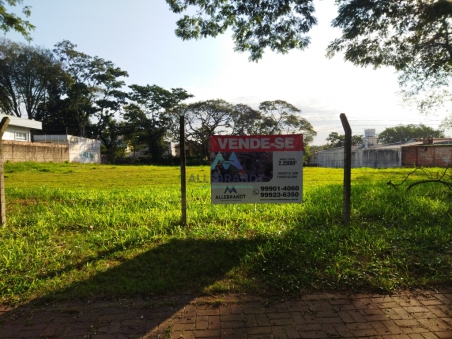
[4, 0, 452, 145]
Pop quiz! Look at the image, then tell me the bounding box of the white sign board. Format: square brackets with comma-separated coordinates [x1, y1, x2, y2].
[210, 135, 303, 204]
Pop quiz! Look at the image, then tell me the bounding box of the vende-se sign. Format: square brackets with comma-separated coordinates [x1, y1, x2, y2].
[210, 134, 303, 204]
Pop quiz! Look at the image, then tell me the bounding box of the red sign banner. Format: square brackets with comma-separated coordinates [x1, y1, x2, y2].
[210, 135, 303, 153]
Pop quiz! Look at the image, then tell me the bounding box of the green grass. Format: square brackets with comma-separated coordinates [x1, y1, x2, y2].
[1, 162, 451, 305]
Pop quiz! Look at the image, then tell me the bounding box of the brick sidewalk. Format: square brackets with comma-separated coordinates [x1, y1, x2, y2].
[1, 289, 452, 338]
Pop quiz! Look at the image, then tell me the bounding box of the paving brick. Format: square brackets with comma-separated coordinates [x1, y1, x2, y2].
[290, 311, 304, 324]
[230, 304, 243, 314]
[378, 301, 400, 309]
[194, 328, 221, 337]
[297, 323, 322, 332]
[247, 334, 274, 339]
[435, 332, 452, 339]
[421, 332, 442, 339]
[338, 311, 355, 323]
[420, 299, 445, 306]
[247, 325, 273, 334]
[267, 312, 291, 319]
[394, 319, 421, 327]
[400, 326, 429, 334]
[220, 320, 245, 329]
[299, 330, 328, 338]
[255, 313, 271, 327]
[393, 307, 414, 319]
[319, 323, 339, 337]
[417, 318, 452, 332]
[408, 334, 426, 339]
[220, 328, 247, 339]
[348, 309, 368, 323]
[269, 318, 294, 326]
[370, 321, 391, 336]
[426, 305, 450, 318]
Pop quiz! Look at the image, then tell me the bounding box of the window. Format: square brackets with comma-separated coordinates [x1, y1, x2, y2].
[15, 132, 27, 141]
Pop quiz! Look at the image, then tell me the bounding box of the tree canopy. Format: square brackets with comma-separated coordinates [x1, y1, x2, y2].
[0, 38, 61, 119]
[178, 99, 316, 158]
[0, 0, 34, 40]
[325, 132, 363, 148]
[327, 0, 452, 115]
[165, 0, 316, 61]
[165, 0, 452, 120]
[377, 124, 445, 144]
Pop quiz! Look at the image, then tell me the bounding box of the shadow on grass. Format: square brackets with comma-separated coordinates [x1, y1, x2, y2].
[48, 237, 265, 300]
[0, 237, 265, 338]
[1, 224, 452, 337]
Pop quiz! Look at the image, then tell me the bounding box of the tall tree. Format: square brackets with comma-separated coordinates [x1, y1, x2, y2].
[0, 38, 62, 119]
[178, 99, 234, 158]
[378, 124, 445, 144]
[258, 100, 316, 143]
[179, 99, 317, 158]
[0, 0, 34, 40]
[52, 40, 128, 137]
[230, 103, 262, 135]
[124, 84, 193, 160]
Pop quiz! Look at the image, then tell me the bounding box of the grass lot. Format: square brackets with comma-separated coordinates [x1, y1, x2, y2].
[1, 162, 451, 305]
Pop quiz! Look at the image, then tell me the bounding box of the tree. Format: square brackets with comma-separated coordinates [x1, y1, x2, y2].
[326, 0, 452, 115]
[52, 40, 128, 137]
[0, 0, 34, 40]
[377, 124, 445, 144]
[230, 103, 262, 135]
[165, 0, 317, 61]
[325, 132, 363, 148]
[124, 84, 193, 160]
[179, 99, 234, 158]
[0, 38, 62, 119]
[165, 1, 452, 123]
[258, 100, 316, 143]
[180, 99, 317, 158]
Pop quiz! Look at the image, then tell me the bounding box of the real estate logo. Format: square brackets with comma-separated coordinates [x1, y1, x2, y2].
[210, 152, 243, 170]
[224, 186, 237, 194]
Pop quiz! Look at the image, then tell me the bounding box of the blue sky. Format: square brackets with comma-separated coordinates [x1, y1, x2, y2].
[4, 0, 452, 144]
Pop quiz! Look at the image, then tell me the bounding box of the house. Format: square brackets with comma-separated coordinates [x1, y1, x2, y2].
[126, 141, 175, 159]
[33, 135, 101, 164]
[310, 129, 452, 168]
[174, 141, 198, 157]
[0, 114, 42, 141]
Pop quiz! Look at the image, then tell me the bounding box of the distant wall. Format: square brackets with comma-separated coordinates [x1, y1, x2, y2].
[310, 147, 401, 168]
[68, 136, 101, 164]
[33, 135, 101, 164]
[402, 146, 452, 167]
[2, 141, 69, 163]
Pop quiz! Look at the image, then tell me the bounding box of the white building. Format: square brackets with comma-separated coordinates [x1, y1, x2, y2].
[0, 114, 42, 141]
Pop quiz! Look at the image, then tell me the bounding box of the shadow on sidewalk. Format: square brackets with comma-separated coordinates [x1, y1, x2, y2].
[0, 237, 264, 338]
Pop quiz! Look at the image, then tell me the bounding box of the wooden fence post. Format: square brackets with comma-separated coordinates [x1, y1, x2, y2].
[0, 117, 10, 225]
[340, 113, 351, 225]
[180, 112, 187, 226]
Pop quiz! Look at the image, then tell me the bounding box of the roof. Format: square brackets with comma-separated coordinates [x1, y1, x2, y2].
[0, 114, 42, 130]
